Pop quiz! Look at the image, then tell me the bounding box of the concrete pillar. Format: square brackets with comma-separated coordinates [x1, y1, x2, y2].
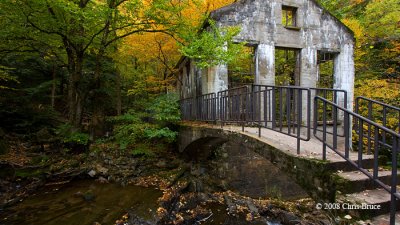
[334, 43, 355, 147]
[300, 47, 318, 88]
[201, 68, 208, 95]
[300, 47, 318, 124]
[257, 43, 275, 85]
[255, 43, 275, 125]
[207, 64, 228, 94]
[334, 44, 355, 112]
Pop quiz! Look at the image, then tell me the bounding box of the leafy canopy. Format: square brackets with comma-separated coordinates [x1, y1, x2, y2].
[180, 20, 245, 68]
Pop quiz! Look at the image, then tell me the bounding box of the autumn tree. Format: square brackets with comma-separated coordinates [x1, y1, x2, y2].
[0, 0, 194, 134]
[118, 0, 236, 96]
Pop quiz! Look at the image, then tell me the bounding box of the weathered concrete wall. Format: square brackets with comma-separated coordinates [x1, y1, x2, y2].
[179, 125, 338, 201]
[207, 0, 354, 123]
[206, 65, 228, 94]
[177, 0, 354, 127]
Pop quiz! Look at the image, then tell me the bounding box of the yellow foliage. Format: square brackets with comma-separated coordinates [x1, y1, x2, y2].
[355, 79, 400, 100]
[116, 0, 235, 94]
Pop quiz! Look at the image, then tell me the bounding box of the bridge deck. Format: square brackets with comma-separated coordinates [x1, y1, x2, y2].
[187, 122, 373, 163]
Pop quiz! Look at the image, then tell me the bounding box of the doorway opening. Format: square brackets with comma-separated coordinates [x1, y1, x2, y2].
[275, 48, 300, 86]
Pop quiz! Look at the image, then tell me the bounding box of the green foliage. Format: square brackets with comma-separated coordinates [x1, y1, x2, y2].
[144, 127, 177, 143]
[111, 118, 150, 150]
[0, 95, 61, 134]
[147, 93, 181, 123]
[180, 20, 245, 68]
[109, 93, 179, 152]
[275, 49, 297, 86]
[227, 46, 255, 86]
[56, 124, 90, 145]
[131, 144, 155, 158]
[318, 0, 399, 81]
[0, 65, 18, 89]
[363, 0, 400, 41]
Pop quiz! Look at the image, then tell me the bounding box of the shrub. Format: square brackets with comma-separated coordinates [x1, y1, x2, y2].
[108, 93, 180, 152]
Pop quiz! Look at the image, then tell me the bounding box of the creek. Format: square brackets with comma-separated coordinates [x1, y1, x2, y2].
[0, 180, 161, 225]
[0, 139, 315, 225]
[0, 179, 283, 225]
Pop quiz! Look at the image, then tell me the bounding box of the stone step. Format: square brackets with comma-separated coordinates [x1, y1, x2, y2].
[337, 188, 400, 217]
[371, 212, 400, 224]
[327, 157, 375, 172]
[336, 170, 400, 194]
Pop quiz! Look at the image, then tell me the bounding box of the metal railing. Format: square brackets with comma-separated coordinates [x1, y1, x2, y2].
[181, 85, 318, 153]
[196, 93, 217, 121]
[180, 85, 400, 223]
[180, 97, 194, 121]
[314, 96, 400, 224]
[218, 86, 249, 126]
[311, 88, 348, 137]
[355, 97, 400, 152]
[249, 85, 311, 153]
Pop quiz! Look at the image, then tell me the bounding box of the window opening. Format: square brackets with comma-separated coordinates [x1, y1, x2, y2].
[228, 45, 256, 88]
[282, 6, 297, 28]
[317, 51, 336, 88]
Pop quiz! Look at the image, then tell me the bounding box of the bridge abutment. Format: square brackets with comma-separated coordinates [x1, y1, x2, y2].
[179, 124, 338, 202]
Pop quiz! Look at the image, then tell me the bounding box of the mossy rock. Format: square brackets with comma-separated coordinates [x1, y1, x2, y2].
[15, 168, 46, 178]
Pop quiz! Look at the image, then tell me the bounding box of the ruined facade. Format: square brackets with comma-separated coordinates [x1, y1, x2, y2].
[177, 0, 355, 109]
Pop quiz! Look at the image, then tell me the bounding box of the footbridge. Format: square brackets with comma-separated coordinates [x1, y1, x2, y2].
[179, 85, 400, 224]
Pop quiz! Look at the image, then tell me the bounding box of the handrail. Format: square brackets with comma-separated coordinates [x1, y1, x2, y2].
[311, 88, 348, 137]
[196, 93, 217, 122]
[180, 86, 399, 224]
[182, 85, 313, 154]
[356, 96, 400, 112]
[217, 86, 249, 127]
[355, 96, 400, 153]
[180, 97, 194, 121]
[314, 96, 400, 225]
[355, 96, 400, 132]
[250, 85, 311, 153]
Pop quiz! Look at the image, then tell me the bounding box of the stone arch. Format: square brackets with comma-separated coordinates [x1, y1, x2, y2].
[181, 137, 228, 162]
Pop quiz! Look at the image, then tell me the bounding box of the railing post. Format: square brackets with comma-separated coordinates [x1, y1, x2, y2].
[296, 88, 302, 154]
[373, 126, 379, 179]
[358, 120, 363, 167]
[272, 87, 276, 129]
[344, 111, 350, 158]
[390, 138, 398, 225]
[322, 100, 327, 160]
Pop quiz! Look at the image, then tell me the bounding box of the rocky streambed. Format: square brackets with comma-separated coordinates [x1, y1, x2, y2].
[0, 141, 345, 225]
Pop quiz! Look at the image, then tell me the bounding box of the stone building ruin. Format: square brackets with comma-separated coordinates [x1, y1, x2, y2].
[177, 0, 355, 111]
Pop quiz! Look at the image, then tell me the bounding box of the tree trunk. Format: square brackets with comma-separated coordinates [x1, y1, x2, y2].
[116, 71, 122, 116]
[163, 67, 168, 93]
[51, 64, 56, 108]
[90, 54, 105, 139]
[67, 53, 84, 130]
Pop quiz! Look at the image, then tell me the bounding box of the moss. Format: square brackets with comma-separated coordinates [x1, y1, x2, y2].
[31, 155, 50, 166]
[15, 168, 46, 178]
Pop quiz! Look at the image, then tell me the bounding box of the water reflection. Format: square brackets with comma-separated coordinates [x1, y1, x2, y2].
[0, 180, 161, 225]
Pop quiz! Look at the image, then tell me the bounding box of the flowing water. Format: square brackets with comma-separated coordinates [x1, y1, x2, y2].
[0, 180, 162, 225]
[0, 180, 281, 225]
